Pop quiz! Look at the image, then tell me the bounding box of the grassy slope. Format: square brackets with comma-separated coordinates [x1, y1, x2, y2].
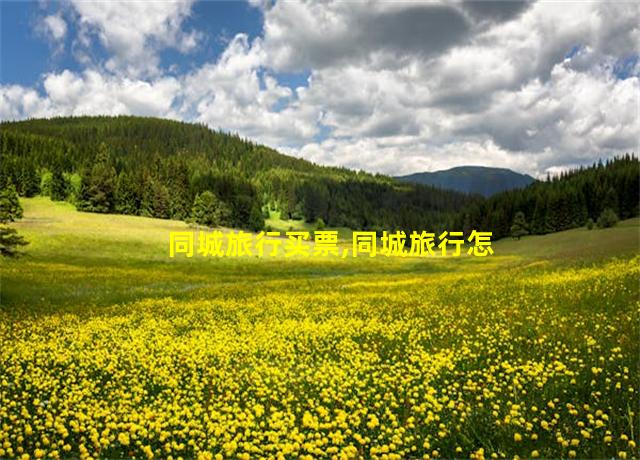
[1, 197, 638, 312]
[1, 197, 639, 459]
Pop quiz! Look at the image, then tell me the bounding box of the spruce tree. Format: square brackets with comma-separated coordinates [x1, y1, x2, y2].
[510, 211, 529, 240]
[77, 143, 117, 213]
[0, 182, 28, 257]
[50, 165, 69, 201]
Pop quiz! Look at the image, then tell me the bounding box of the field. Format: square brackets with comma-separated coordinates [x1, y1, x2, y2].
[1, 197, 639, 460]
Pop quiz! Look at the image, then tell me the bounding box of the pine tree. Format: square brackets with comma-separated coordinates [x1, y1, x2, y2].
[115, 172, 139, 215]
[0, 182, 28, 257]
[151, 182, 170, 219]
[531, 195, 547, 234]
[50, 164, 69, 201]
[0, 181, 23, 221]
[19, 162, 40, 197]
[76, 143, 117, 213]
[510, 211, 529, 240]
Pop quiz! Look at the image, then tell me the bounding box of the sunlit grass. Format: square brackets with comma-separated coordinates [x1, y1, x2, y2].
[0, 197, 638, 459]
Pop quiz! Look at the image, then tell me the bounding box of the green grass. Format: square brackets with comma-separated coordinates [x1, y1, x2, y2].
[265, 209, 352, 240]
[0, 197, 638, 459]
[2, 197, 638, 312]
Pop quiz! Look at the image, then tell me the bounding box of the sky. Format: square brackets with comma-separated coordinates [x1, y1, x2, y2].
[1, 0, 638, 178]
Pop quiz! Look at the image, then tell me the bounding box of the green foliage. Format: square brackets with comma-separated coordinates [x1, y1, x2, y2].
[115, 172, 139, 215]
[50, 164, 69, 201]
[247, 203, 265, 232]
[457, 155, 639, 239]
[510, 211, 529, 240]
[0, 116, 475, 232]
[0, 182, 23, 223]
[40, 171, 52, 197]
[0, 227, 28, 257]
[586, 218, 595, 230]
[192, 191, 232, 228]
[76, 143, 117, 213]
[597, 208, 619, 229]
[66, 172, 82, 203]
[0, 182, 28, 257]
[1, 117, 637, 238]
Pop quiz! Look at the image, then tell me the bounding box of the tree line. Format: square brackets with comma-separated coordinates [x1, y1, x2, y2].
[0, 116, 475, 233]
[454, 154, 639, 239]
[1, 116, 637, 242]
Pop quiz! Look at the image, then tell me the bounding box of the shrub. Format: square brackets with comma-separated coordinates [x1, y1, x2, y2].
[596, 208, 618, 229]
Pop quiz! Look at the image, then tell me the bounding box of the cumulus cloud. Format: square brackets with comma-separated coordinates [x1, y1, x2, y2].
[263, 0, 640, 176]
[2, 0, 639, 177]
[260, 1, 478, 72]
[68, 0, 200, 77]
[181, 34, 319, 147]
[41, 14, 67, 41]
[0, 70, 181, 120]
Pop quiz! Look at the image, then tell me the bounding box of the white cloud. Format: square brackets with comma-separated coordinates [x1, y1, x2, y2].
[0, 70, 181, 120]
[0, 85, 50, 121]
[261, 1, 475, 72]
[291, 136, 552, 178]
[41, 14, 67, 41]
[68, 0, 200, 77]
[181, 34, 319, 147]
[3, 0, 639, 178]
[265, 0, 640, 176]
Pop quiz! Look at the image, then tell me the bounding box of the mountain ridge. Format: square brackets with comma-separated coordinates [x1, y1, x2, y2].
[396, 165, 536, 197]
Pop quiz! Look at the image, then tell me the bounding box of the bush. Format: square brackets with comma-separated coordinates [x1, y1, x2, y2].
[596, 208, 618, 229]
[586, 218, 594, 230]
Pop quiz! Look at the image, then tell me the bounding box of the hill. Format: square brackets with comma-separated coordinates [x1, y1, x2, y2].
[454, 155, 639, 239]
[396, 165, 536, 197]
[0, 116, 475, 233]
[1, 116, 636, 241]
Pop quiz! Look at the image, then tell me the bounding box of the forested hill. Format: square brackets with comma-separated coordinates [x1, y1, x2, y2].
[0, 116, 476, 232]
[454, 155, 639, 239]
[397, 166, 536, 197]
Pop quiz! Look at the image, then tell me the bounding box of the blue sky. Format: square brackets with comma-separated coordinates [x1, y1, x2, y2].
[1, 1, 638, 177]
[2, 1, 264, 85]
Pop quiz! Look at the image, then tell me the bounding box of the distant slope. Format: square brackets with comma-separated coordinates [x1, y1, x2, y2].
[396, 166, 536, 197]
[0, 116, 477, 232]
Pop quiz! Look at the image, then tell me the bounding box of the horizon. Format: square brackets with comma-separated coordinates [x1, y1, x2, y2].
[1, 1, 638, 178]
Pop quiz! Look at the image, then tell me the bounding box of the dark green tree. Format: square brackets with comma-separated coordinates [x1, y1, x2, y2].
[19, 163, 40, 197]
[76, 143, 117, 213]
[0, 182, 28, 257]
[115, 172, 140, 215]
[50, 164, 69, 201]
[510, 211, 529, 240]
[192, 191, 232, 227]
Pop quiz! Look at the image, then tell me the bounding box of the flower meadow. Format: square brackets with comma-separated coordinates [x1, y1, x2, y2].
[1, 252, 638, 460]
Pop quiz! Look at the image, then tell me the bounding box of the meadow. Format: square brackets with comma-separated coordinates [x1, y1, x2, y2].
[1, 198, 638, 460]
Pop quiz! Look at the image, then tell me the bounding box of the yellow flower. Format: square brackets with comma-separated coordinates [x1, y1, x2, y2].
[118, 433, 130, 446]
